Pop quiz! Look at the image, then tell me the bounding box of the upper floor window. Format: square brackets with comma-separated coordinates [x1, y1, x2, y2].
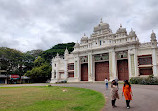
[138, 55, 152, 65]
[54, 70, 56, 78]
[68, 63, 74, 70]
[100, 40, 102, 45]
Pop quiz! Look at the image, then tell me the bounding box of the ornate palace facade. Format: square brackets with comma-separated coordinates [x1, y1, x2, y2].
[50, 20, 158, 83]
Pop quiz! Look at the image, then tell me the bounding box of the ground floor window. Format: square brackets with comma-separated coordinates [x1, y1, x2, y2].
[139, 67, 153, 75]
[68, 72, 74, 77]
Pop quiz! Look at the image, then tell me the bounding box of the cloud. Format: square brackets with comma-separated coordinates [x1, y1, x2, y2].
[0, 0, 158, 51]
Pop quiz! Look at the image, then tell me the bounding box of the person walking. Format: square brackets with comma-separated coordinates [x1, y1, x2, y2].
[111, 80, 119, 108]
[122, 80, 133, 109]
[104, 78, 108, 90]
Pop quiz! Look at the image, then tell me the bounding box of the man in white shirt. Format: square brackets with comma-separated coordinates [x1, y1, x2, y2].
[104, 78, 108, 90]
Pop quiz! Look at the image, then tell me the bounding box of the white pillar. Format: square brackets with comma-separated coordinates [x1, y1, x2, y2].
[134, 48, 139, 76]
[51, 60, 55, 80]
[51, 70, 54, 79]
[92, 56, 95, 81]
[64, 60, 68, 80]
[128, 50, 132, 77]
[109, 49, 117, 80]
[152, 48, 158, 76]
[74, 60, 77, 78]
[74, 56, 81, 81]
[56, 61, 59, 81]
[88, 53, 93, 81]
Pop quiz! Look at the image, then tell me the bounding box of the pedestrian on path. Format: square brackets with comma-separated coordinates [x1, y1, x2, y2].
[111, 80, 119, 108]
[104, 78, 108, 90]
[122, 80, 133, 109]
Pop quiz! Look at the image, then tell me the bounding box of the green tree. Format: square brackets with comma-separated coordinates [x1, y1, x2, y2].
[34, 56, 45, 67]
[0, 47, 24, 72]
[26, 49, 43, 58]
[23, 53, 35, 72]
[40, 42, 75, 62]
[25, 62, 51, 82]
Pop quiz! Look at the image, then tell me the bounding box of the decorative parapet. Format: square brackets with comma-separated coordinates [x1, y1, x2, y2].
[75, 36, 138, 52]
[80, 56, 88, 63]
[116, 51, 128, 60]
[139, 42, 152, 48]
[94, 53, 109, 61]
[53, 56, 64, 61]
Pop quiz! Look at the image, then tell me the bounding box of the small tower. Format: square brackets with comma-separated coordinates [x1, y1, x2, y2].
[116, 24, 127, 37]
[74, 41, 80, 51]
[120, 24, 122, 28]
[81, 33, 88, 44]
[150, 30, 157, 47]
[65, 48, 69, 55]
[129, 28, 138, 42]
[56, 53, 59, 58]
[151, 30, 157, 42]
[150, 30, 158, 76]
[64, 48, 69, 58]
[74, 41, 80, 48]
[100, 18, 103, 23]
[129, 28, 137, 37]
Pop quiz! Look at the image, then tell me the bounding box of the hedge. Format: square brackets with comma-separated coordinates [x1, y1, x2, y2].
[130, 75, 158, 85]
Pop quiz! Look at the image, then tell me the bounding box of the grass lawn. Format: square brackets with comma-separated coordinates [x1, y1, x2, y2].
[0, 86, 105, 111]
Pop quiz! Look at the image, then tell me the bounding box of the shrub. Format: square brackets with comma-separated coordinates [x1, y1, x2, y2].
[56, 80, 67, 84]
[130, 75, 158, 85]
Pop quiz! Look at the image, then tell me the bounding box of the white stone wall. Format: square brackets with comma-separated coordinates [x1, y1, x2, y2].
[138, 49, 152, 56]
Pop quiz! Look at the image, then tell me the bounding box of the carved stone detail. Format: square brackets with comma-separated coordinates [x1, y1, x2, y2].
[94, 53, 109, 61]
[80, 56, 88, 63]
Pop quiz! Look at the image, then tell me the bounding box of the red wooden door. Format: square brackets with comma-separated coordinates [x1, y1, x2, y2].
[81, 63, 88, 81]
[95, 61, 109, 81]
[117, 59, 129, 80]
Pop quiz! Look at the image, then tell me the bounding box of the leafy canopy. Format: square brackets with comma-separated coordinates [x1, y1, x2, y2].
[40, 42, 75, 62]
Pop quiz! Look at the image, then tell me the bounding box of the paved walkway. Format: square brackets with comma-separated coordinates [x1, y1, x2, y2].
[1, 83, 158, 111]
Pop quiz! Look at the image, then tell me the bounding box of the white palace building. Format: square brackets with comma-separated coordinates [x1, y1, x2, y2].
[50, 20, 158, 83]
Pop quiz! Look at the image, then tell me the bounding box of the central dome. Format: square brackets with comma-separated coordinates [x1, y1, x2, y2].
[81, 33, 88, 41]
[94, 22, 110, 32]
[116, 24, 127, 34]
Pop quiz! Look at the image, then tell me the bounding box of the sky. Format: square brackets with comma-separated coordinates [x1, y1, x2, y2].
[0, 0, 158, 52]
